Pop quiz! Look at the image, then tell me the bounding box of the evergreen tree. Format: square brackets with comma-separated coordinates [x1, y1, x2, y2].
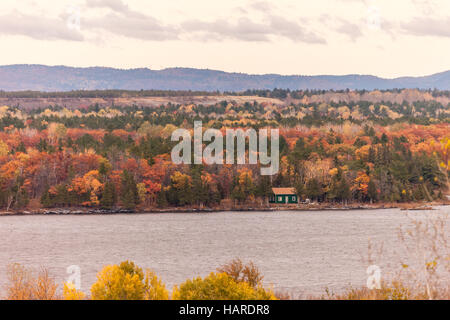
[16, 142, 26, 153]
[336, 177, 351, 203]
[100, 181, 117, 209]
[40, 186, 52, 207]
[98, 162, 109, 179]
[367, 179, 378, 203]
[120, 170, 139, 209]
[305, 178, 323, 202]
[294, 179, 305, 200]
[231, 185, 246, 203]
[368, 147, 376, 163]
[156, 189, 168, 208]
[256, 175, 272, 202]
[191, 166, 208, 206]
[15, 188, 29, 208]
[66, 136, 74, 149]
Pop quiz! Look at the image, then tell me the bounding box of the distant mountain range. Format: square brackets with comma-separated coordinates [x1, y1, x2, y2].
[0, 64, 449, 92]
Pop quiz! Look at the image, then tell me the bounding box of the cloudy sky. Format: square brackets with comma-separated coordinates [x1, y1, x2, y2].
[0, 0, 449, 77]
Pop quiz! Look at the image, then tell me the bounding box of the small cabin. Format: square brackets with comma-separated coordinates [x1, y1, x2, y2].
[269, 188, 298, 204]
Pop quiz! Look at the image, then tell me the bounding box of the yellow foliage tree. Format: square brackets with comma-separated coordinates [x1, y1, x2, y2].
[47, 122, 67, 144]
[144, 270, 169, 300]
[63, 282, 86, 300]
[0, 140, 9, 157]
[136, 182, 147, 204]
[437, 137, 450, 191]
[91, 263, 145, 300]
[172, 272, 276, 300]
[170, 171, 192, 190]
[352, 171, 370, 198]
[355, 145, 371, 161]
[70, 170, 103, 206]
[91, 261, 168, 300]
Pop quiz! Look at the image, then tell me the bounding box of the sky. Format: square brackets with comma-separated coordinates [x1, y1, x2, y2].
[0, 0, 449, 78]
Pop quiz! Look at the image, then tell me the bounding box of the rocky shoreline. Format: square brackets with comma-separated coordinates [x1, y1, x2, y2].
[0, 202, 447, 216]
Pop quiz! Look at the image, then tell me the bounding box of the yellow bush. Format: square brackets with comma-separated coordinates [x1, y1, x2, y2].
[0, 140, 9, 157]
[90, 261, 168, 300]
[144, 270, 169, 300]
[63, 282, 86, 300]
[172, 272, 276, 300]
[91, 261, 145, 300]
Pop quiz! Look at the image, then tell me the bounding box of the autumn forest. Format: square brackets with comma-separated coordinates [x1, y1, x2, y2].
[0, 88, 449, 212]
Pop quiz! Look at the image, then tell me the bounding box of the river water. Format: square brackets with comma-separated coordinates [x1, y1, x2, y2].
[0, 207, 448, 298]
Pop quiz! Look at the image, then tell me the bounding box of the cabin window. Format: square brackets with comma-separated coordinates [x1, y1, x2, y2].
[278, 196, 283, 202]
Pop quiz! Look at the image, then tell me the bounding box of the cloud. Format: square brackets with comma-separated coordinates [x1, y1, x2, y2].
[412, 0, 438, 15]
[182, 15, 326, 43]
[401, 17, 450, 38]
[249, 1, 274, 12]
[182, 18, 270, 42]
[83, 0, 179, 41]
[335, 20, 363, 41]
[268, 16, 325, 43]
[0, 0, 328, 44]
[0, 11, 84, 41]
[85, 0, 130, 13]
[84, 12, 179, 41]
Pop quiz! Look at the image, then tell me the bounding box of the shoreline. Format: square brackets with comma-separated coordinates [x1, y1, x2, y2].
[0, 202, 448, 216]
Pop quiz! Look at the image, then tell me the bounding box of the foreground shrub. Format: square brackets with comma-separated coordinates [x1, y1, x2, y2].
[5, 263, 59, 300]
[144, 270, 169, 300]
[325, 281, 412, 300]
[217, 258, 263, 288]
[172, 272, 277, 300]
[90, 260, 168, 300]
[63, 282, 86, 300]
[217, 259, 291, 299]
[320, 213, 450, 300]
[91, 262, 144, 300]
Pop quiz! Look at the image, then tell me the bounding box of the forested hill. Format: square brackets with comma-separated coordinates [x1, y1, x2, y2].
[0, 65, 449, 91]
